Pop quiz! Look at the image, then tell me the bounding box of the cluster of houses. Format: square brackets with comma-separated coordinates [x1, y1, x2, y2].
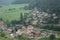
[8, 24, 60, 38]
[0, 8, 60, 39]
[7, 24, 60, 38]
[9, 25, 41, 38]
[32, 8, 58, 24]
[0, 20, 60, 39]
[0, 20, 39, 38]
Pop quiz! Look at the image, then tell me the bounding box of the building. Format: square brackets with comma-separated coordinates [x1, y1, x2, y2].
[27, 25, 34, 32]
[0, 21, 4, 26]
[0, 21, 7, 31]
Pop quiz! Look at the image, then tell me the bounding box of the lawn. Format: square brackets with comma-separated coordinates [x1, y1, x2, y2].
[0, 4, 31, 22]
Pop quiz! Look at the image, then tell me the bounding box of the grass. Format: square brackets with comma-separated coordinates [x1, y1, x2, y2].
[0, 4, 31, 22]
[0, 32, 29, 40]
[0, 32, 60, 40]
[37, 37, 60, 40]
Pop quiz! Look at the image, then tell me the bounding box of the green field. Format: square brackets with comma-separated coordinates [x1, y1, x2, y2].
[0, 4, 31, 22]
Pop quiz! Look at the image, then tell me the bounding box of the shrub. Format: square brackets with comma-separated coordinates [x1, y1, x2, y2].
[0, 32, 5, 37]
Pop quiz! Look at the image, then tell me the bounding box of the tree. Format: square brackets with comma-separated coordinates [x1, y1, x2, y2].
[6, 20, 10, 27]
[20, 13, 25, 25]
[49, 34, 55, 40]
[0, 18, 3, 21]
[29, 0, 60, 15]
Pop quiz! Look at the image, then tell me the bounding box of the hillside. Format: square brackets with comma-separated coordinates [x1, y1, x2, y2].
[29, 0, 60, 15]
[0, 0, 14, 5]
[12, 0, 34, 4]
[0, 0, 33, 5]
[0, 4, 31, 22]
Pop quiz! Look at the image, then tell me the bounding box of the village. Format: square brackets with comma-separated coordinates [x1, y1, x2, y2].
[0, 0, 60, 40]
[0, 8, 60, 40]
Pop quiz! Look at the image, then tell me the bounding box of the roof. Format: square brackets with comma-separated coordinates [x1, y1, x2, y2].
[27, 25, 33, 30]
[0, 21, 4, 25]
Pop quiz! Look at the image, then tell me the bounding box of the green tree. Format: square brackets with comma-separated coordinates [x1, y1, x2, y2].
[49, 34, 55, 40]
[20, 13, 26, 25]
[0, 18, 3, 21]
[29, 0, 60, 15]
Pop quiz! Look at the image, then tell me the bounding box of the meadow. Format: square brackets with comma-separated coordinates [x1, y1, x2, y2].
[0, 4, 31, 22]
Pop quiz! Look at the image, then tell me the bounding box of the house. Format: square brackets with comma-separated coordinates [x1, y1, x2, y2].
[32, 20, 38, 25]
[0, 21, 4, 26]
[3, 25, 8, 31]
[52, 13, 56, 17]
[22, 30, 32, 36]
[27, 25, 34, 32]
[33, 28, 41, 37]
[0, 21, 8, 31]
